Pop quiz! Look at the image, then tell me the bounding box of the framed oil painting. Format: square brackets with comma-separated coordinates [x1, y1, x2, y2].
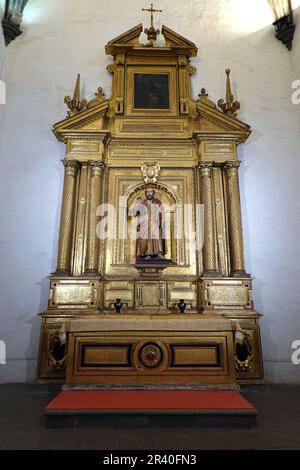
[126, 67, 177, 116]
[134, 73, 170, 109]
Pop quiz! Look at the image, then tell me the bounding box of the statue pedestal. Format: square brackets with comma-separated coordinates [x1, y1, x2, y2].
[135, 259, 173, 277]
[64, 315, 236, 385]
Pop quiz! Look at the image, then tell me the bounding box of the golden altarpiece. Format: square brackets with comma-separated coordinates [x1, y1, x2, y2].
[37, 17, 264, 386]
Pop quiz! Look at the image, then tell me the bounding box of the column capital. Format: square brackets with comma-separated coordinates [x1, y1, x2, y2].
[198, 161, 215, 176]
[89, 160, 105, 175]
[223, 160, 241, 173]
[63, 159, 80, 176]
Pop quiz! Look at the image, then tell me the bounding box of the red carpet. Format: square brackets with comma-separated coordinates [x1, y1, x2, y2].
[45, 391, 256, 415]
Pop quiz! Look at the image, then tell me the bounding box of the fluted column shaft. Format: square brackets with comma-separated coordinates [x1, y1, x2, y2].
[85, 161, 105, 275]
[224, 160, 245, 274]
[56, 160, 80, 274]
[199, 162, 218, 274]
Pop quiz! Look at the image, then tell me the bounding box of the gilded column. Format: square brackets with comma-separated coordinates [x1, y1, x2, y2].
[199, 162, 218, 274]
[85, 161, 105, 275]
[55, 160, 80, 274]
[224, 160, 245, 275]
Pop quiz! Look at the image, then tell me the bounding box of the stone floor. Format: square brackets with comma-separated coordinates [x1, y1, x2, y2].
[0, 384, 299, 450]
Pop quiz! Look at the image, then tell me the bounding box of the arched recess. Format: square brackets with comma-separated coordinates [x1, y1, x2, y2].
[120, 181, 185, 266]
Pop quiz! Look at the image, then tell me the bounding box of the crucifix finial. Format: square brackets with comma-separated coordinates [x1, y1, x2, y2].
[142, 3, 162, 28]
[142, 3, 162, 46]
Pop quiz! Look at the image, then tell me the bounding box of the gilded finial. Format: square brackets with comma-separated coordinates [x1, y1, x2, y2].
[87, 87, 106, 109]
[64, 74, 88, 116]
[197, 88, 216, 109]
[95, 87, 106, 101]
[218, 69, 240, 118]
[142, 3, 162, 46]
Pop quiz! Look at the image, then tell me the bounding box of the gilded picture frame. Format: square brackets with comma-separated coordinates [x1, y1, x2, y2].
[126, 66, 177, 116]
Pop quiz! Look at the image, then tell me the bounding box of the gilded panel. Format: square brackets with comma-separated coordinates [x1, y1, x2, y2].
[201, 278, 253, 310]
[49, 279, 99, 309]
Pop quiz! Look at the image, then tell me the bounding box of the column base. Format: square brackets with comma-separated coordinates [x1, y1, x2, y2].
[83, 269, 100, 277]
[203, 270, 219, 277]
[52, 269, 72, 277]
[231, 270, 251, 278]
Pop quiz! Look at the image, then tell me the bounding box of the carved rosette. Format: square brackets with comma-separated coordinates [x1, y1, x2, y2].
[223, 161, 245, 274]
[139, 343, 162, 369]
[199, 162, 218, 274]
[85, 161, 105, 275]
[56, 160, 80, 274]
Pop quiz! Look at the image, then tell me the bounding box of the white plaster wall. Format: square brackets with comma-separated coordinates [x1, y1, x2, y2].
[0, 0, 300, 383]
[293, 6, 300, 130]
[0, 4, 5, 76]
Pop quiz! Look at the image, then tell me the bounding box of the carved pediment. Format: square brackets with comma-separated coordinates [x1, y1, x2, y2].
[195, 97, 251, 143]
[53, 100, 109, 142]
[105, 23, 197, 58]
[105, 24, 143, 55]
[161, 25, 197, 57]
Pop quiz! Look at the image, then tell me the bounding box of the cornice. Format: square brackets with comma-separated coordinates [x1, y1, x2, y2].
[196, 102, 251, 144]
[53, 101, 109, 140]
[54, 130, 110, 144]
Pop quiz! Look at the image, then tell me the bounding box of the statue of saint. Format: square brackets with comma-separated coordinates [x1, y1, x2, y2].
[135, 188, 166, 260]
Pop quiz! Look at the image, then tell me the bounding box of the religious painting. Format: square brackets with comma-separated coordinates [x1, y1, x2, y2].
[134, 73, 170, 109]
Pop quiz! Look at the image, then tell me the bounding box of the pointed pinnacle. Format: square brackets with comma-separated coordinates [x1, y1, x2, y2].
[225, 69, 233, 103]
[73, 74, 81, 104]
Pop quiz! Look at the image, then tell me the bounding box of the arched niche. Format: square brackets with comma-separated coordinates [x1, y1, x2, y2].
[124, 182, 182, 266]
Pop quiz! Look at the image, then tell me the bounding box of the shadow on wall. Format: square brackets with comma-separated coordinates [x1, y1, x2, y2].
[261, 314, 291, 383]
[24, 315, 40, 381]
[25, 275, 55, 381]
[23, 149, 64, 382]
[237, 128, 263, 279]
